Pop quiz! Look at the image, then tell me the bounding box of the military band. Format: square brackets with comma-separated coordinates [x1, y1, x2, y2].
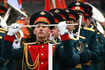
[0, 0, 105, 70]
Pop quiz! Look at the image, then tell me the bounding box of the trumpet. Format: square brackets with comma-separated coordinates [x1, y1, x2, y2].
[7, 23, 79, 28]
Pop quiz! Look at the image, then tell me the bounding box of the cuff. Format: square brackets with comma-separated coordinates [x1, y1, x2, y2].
[4, 35, 15, 42]
[60, 33, 70, 41]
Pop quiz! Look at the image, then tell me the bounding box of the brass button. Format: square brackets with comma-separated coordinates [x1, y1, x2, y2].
[42, 45, 44, 48]
[28, 46, 31, 48]
[41, 53, 44, 56]
[53, 46, 55, 48]
[41, 62, 44, 64]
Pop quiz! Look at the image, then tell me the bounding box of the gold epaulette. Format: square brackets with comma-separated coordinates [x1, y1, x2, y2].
[0, 30, 6, 33]
[75, 64, 82, 68]
[0, 28, 8, 31]
[83, 27, 95, 32]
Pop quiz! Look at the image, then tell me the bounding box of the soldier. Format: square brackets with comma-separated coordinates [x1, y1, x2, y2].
[3, 10, 72, 70]
[50, 8, 82, 70]
[49, 8, 68, 21]
[49, 8, 65, 44]
[68, 1, 100, 70]
[3, 11, 54, 70]
[16, 16, 33, 43]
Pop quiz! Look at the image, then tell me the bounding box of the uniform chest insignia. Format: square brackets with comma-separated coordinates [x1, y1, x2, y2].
[76, 43, 83, 51]
[0, 31, 5, 33]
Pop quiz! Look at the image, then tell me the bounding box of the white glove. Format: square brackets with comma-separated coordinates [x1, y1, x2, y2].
[57, 21, 68, 35]
[0, 16, 8, 29]
[7, 23, 22, 36]
[0, 21, 8, 29]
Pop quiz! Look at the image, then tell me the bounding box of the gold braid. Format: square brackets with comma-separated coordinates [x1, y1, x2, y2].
[24, 43, 40, 70]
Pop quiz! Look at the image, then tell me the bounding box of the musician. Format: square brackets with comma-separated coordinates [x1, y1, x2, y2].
[49, 8, 68, 21]
[2, 11, 54, 70]
[49, 8, 65, 44]
[50, 8, 82, 70]
[2, 10, 72, 70]
[69, 2, 102, 70]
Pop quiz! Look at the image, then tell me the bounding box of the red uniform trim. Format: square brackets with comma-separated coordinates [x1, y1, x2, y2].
[0, 10, 5, 13]
[60, 33, 70, 41]
[4, 35, 15, 42]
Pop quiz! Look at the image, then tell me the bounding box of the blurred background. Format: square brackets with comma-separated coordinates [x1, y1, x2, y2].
[0, 0, 105, 16]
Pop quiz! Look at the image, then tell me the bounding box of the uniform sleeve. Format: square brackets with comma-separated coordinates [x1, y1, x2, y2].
[53, 33, 73, 70]
[3, 35, 23, 60]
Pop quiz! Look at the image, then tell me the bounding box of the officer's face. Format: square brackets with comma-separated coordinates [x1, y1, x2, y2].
[33, 23, 50, 39]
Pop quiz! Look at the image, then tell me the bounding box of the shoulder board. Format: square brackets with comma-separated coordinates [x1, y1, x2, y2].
[0, 28, 8, 32]
[83, 27, 95, 32]
[79, 36, 86, 39]
[0, 36, 2, 39]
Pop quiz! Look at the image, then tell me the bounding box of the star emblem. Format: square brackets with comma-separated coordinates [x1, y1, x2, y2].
[40, 11, 46, 15]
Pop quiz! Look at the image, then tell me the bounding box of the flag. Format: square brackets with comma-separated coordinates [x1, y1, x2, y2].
[44, 0, 51, 11]
[18, 0, 22, 9]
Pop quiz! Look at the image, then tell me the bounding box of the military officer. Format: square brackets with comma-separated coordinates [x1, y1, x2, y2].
[3, 10, 56, 70]
[69, 2, 99, 70]
[49, 8, 66, 44]
[3, 10, 72, 70]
